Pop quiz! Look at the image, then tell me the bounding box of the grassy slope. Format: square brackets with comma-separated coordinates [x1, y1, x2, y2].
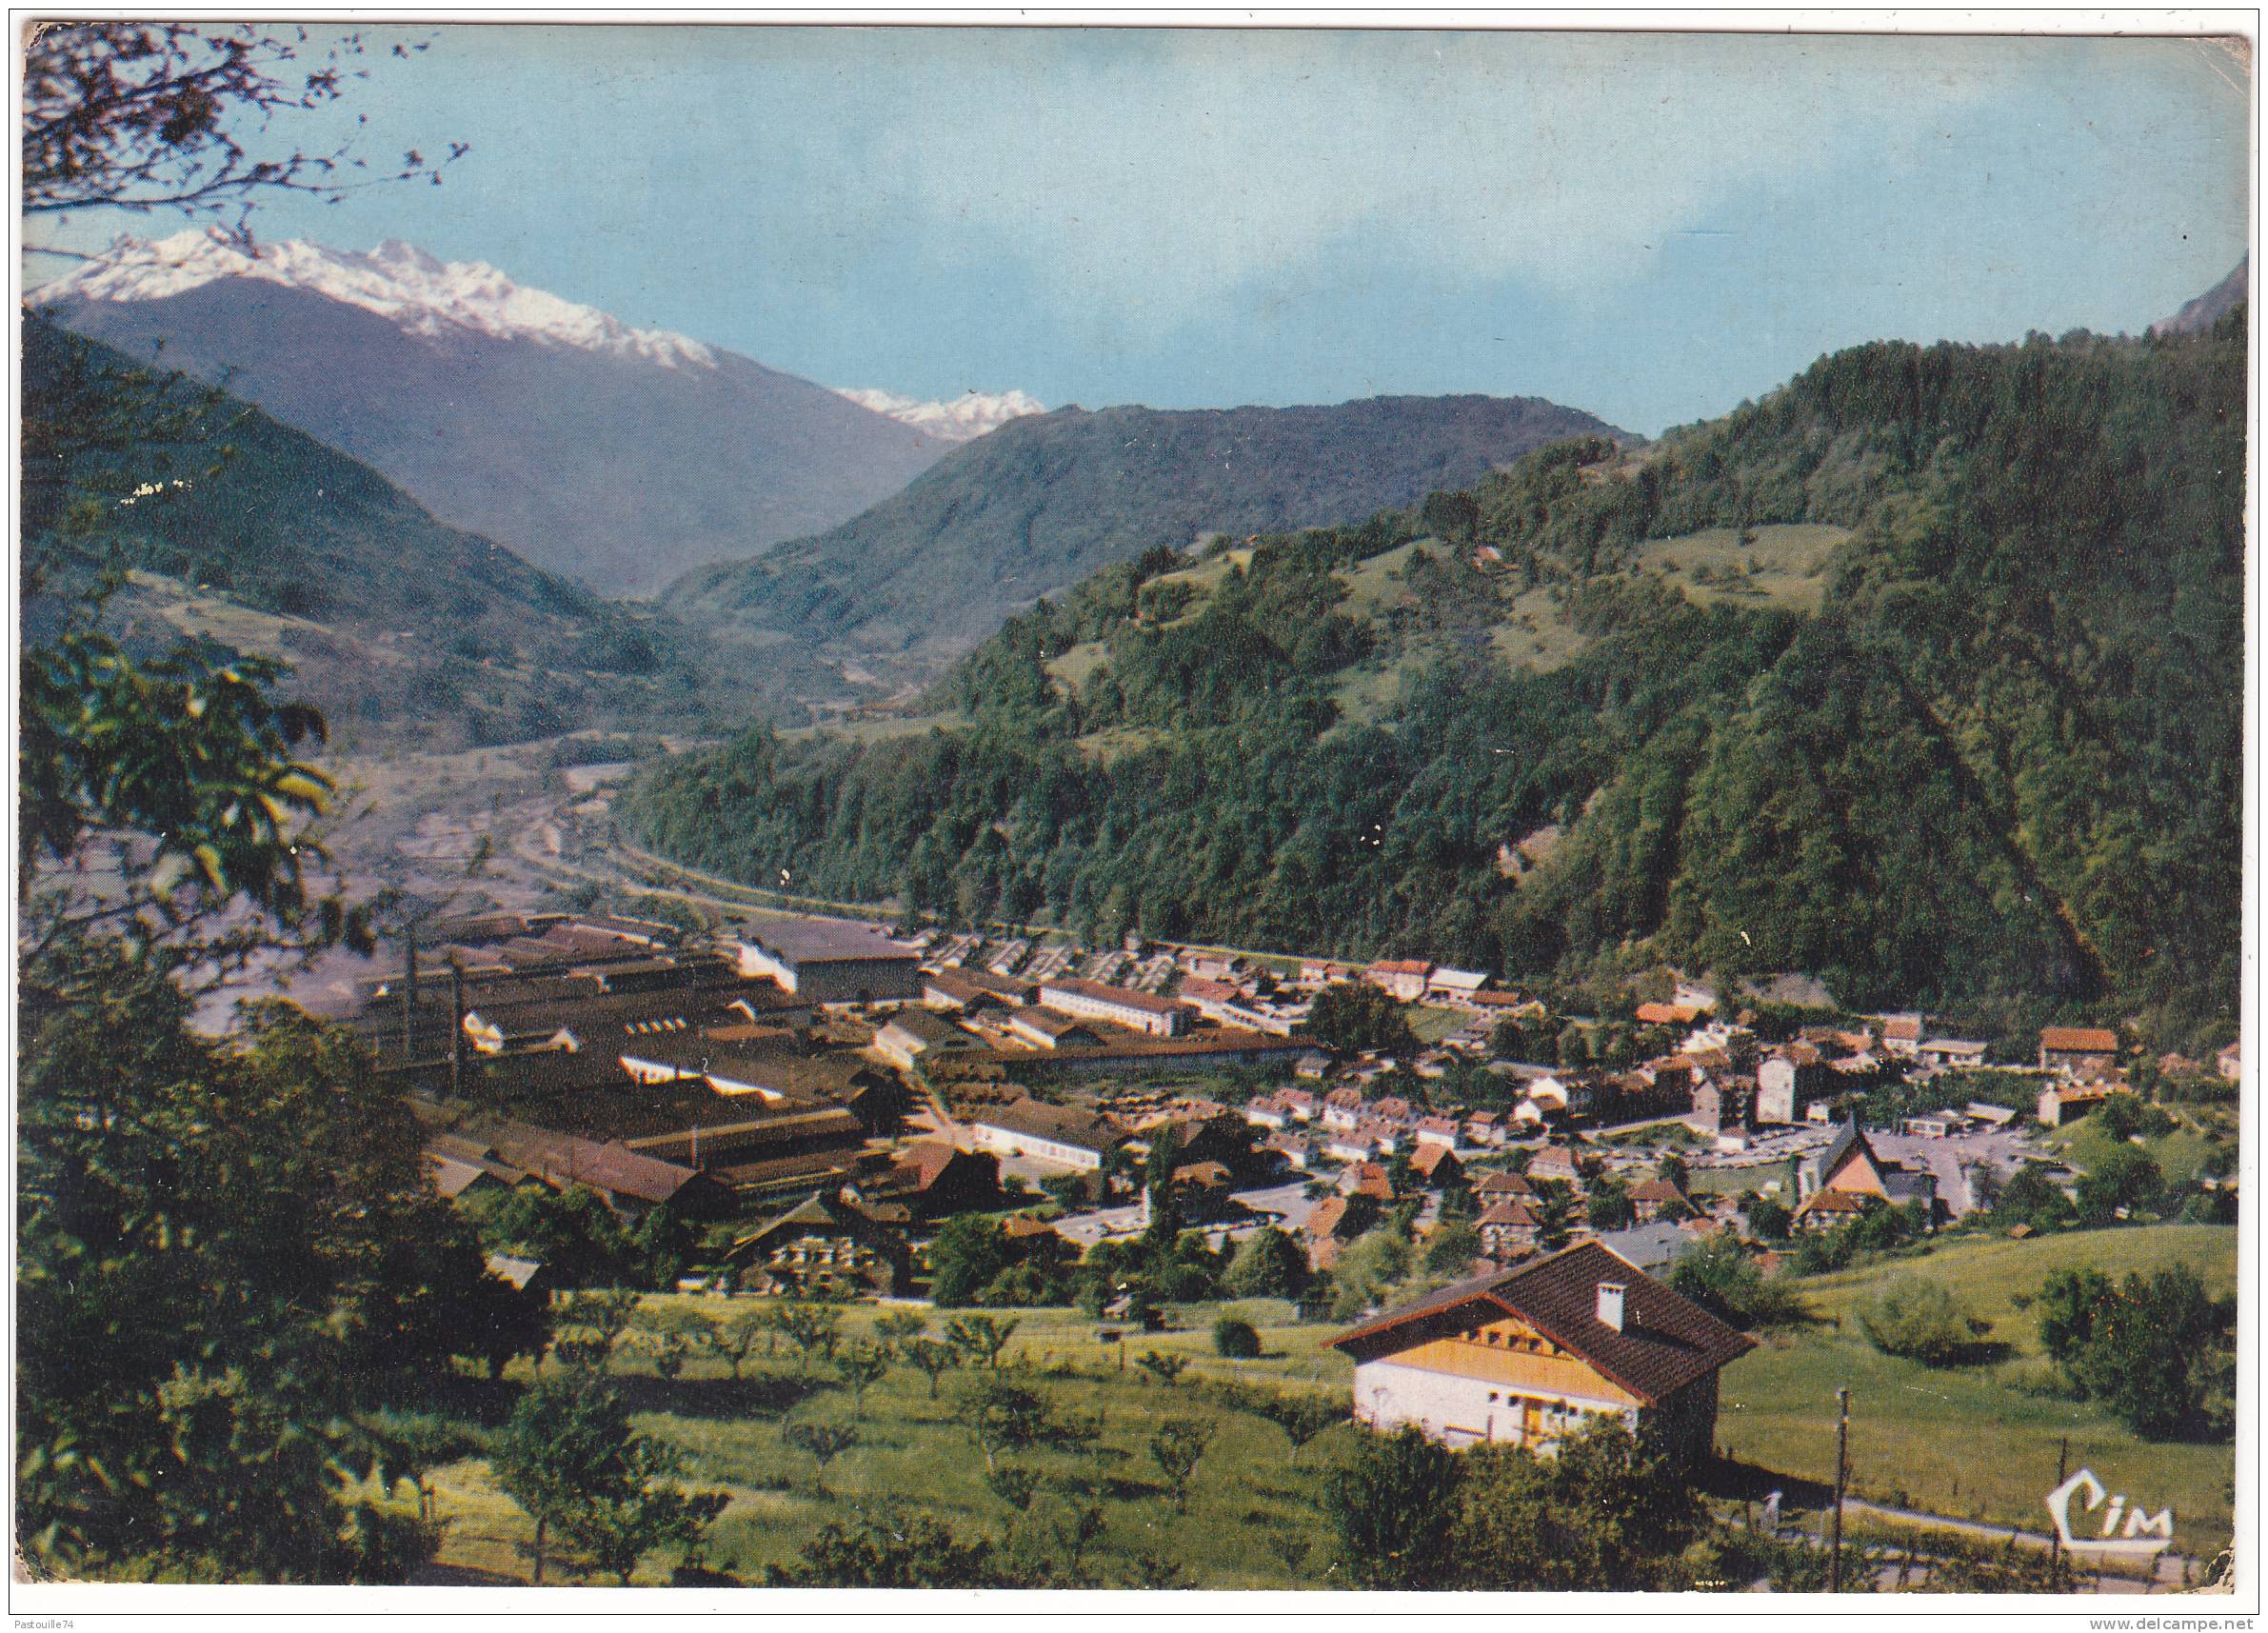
[1717, 1225, 2236, 1555]
[421, 1225, 2233, 1584]
[428, 1298, 1354, 1587]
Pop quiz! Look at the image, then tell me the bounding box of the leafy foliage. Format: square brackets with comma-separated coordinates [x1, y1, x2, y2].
[1852, 1275, 1985, 1366]
[2035, 1265, 2235, 1440]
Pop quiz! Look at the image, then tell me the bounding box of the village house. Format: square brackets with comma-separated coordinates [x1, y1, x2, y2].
[1462, 1109, 1509, 1147]
[1182, 951, 1242, 982]
[1331, 1243, 1755, 1465]
[1414, 1114, 1463, 1148]
[1626, 1177, 1690, 1224]
[1243, 1092, 1295, 1131]
[1476, 1199, 1543, 1258]
[1303, 1195, 1367, 1269]
[1277, 1086, 1321, 1121]
[1343, 1162, 1398, 1203]
[1795, 1117, 1938, 1227]
[1916, 1037, 1989, 1071]
[860, 1140, 1001, 1220]
[1363, 960, 1434, 1003]
[1298, 959, 1363, 989]
[1163, 1161, 1237, 1223]
[1293, 1050, 1334, 1080]
[1425, 967, 1491, 1005]
[2037, 1079, 2122, 1128]
[1321, 1087, 1368, 1131]
[965, 1100, 1125, 1170]
[1037, 976, 1194, 1038]
[727, 1188, 915, 1298]
[1634, 1001, 1707, 1028]
[1755, 1044, 1832, 1125]
[1410, 1142, 1464, 1191]
[1528, 1145, 1587, 1190]
[1473, 1168, 1542, 1205]
[1265, 1130, 1317, 1169]
[2039, 1026, 2121, 1077]
[1686, 1074, 1754, 1138]
[1878, 1013, 1924, 1057]
[1326, 1131, 1382, 1165]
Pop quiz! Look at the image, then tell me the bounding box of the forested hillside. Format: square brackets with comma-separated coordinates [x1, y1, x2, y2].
[660, 393, 1626, 684]
[625, 320, 2244, 1049]
[22, 319, 718, 752]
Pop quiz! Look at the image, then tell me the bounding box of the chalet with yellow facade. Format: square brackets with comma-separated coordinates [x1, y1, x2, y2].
[1331, 1242, 1753, 1467]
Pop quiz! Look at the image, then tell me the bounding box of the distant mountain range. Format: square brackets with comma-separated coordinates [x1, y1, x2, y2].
[35, 231, 955, 596]
[23, 318, 714, 753]
[831, 386, 1046, 444]
[661, 392, 1630, 692]
[2152, 258, 2248, 337]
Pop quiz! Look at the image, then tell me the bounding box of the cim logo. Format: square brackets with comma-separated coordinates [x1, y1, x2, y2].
[2045, 1467, 2174, 1556]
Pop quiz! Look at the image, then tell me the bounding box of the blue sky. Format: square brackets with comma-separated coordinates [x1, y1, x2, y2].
[25, 25, 2251, 435]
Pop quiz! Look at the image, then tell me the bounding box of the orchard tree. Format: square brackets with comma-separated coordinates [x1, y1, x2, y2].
[492, 1368, 724, 1586]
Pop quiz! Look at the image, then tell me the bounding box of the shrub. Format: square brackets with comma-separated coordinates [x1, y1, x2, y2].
[1853, 1275, 1982, 1366]
[1212, 1316, 1261, 1359]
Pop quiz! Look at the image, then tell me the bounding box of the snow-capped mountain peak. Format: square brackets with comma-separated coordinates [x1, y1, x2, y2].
[832, 385, 1045, 443]
[37, 229, 719, 370]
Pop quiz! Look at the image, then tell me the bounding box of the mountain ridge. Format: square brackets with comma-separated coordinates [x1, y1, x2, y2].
[661, 390, 1632, 701]
[39, 233, 952, 597]
[22, 317, 716, 753]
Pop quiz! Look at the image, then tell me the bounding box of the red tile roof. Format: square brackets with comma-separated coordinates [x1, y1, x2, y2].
[1636, 1002, 1704, 1026]
[2040, 1026, 2119, 1054]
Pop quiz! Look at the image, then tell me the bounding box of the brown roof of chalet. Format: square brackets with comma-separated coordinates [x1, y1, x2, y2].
[1627, 1178, 1689, 1205]
[1477, 1200, 1541, 1227]
[1410, 1144, 1459, 1176]
[1474, 1170, 1539, 1197]
[1305, 1196, 1359, 1241]
[2040, 1026, 2119, 1054]
[891, 1140, 974, 1189]
[1881, 1015, 1924, 1041]
[1366, 960, 1431, 977]
[1797, 1186, 1868, 1216]
[1330, 1240, 1757, 1406]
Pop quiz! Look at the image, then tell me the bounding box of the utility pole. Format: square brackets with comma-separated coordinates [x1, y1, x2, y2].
[448, 956, 466, 1101]
[402, 927, 419, 1062]
[1828, 1386, 1850, 1593]
[2050, 1436, 2069, 1591]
